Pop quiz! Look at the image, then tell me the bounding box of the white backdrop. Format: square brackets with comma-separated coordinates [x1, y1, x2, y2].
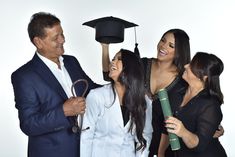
[0, 0, 234, 156]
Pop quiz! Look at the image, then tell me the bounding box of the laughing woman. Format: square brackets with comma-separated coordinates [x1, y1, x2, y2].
[80, 49, 153, 157]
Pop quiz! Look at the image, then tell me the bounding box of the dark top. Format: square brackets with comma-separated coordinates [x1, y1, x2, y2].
[141, 57, 187, 157]
[169, 88, 227, 157]
[121, 105, 130, 126]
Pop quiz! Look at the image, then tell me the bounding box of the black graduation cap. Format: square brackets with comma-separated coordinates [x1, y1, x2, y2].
[82, 16, 138, 44]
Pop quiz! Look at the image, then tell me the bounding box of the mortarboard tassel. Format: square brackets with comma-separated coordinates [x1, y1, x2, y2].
[134, 43, 140, 57]
[134, 27, 140, 57]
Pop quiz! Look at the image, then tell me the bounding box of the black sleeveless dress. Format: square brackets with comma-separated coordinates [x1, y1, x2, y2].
[141, 57, 187, 157]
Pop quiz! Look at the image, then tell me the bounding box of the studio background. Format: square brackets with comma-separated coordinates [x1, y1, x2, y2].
[0, 0, 234, 156]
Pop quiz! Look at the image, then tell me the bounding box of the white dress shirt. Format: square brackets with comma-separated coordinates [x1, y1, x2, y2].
[37, 52, 73, 98]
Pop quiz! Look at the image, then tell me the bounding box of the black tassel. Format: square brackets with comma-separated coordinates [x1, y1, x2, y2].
[134, 43, 140, 58]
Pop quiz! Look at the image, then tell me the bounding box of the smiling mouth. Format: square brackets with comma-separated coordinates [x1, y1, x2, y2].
[159, 49, 167, 56]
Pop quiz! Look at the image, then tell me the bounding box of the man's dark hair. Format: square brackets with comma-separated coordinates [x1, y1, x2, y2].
[28, 12, 60, 44]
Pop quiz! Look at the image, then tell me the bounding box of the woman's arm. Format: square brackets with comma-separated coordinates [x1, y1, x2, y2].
[158, 133, 170, 157]
[101, 43, 111, 81]
[80, 90, 101, 157]
[101, 43, 110, 72]
[165, 116, 199, 148]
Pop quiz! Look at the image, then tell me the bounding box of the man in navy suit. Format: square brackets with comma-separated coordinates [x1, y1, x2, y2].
[11, 12, 100, 157]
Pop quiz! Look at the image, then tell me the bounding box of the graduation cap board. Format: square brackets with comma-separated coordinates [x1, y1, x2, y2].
[83, 16, 138, 44]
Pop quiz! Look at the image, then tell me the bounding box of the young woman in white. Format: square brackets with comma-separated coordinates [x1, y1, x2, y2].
[80, 49, 152, 157]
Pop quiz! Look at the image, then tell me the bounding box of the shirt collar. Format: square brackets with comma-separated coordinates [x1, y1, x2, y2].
[36, 51, 64, 69]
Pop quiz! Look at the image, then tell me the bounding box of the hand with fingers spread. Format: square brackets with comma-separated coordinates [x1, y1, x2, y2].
[63, 97, 86, 116]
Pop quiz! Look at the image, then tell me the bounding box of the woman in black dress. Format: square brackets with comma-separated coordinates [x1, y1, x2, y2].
[140, 29, 190, 157]
[164, 52, 227, 157]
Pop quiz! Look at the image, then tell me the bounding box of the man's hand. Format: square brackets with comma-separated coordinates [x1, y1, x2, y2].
[63, 97, 86, 116]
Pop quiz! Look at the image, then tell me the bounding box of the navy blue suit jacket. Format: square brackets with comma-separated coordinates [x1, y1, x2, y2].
[11, 54, 100, 157]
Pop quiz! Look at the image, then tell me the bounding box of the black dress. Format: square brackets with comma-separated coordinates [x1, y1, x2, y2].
[141, 58, 187, 157]
[170, 88, 227, 157]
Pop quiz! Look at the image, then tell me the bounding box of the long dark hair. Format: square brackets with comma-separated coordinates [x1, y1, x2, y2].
[161, 29, 191, 76]
[190, 52, 224, 104]
[111, 49, 147, 150]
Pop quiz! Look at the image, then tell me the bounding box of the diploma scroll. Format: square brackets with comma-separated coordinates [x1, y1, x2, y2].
[157, 88, 181, 151]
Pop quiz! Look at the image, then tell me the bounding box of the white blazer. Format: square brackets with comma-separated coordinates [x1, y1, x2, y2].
[80, 84, 152, 157]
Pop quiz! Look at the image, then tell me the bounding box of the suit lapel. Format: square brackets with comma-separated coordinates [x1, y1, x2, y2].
[63, 56, 88, 97]
[31, 54, 68, 100]
[111, 98, 124, 128]
[63, 56, 76, 83]
[107, 87, 132, 132]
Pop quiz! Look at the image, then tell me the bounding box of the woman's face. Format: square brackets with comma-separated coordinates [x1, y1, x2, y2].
[157, 32, 175, 62]
[109, 52, 123, 82]
[182, 64, 199, 85]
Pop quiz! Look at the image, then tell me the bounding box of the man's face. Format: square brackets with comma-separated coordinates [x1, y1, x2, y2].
[36, 24, 65, 61]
